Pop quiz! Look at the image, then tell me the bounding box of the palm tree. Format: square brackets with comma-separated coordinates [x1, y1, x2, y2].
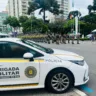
[88, 5, 93, 14]
[28, 0, 63, 22]
[93, 0, 96, 6]
[92, 0, 96, 12]
[68, 10, 81, 19]
[92, 6, 96, 12]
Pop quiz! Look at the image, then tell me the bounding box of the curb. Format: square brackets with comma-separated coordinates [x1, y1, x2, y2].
[73, 89, 87, 96]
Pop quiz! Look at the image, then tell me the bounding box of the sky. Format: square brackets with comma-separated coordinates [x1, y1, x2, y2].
[0, 0, 8, 12]
[0, 0, 93, 16]
[70, 0, 93, 16]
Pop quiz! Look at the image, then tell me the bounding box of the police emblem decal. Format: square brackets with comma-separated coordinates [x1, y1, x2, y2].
[25, 66, 37, 78]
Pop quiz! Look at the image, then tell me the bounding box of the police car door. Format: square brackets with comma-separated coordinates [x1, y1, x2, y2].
[0, 42, 41, 86]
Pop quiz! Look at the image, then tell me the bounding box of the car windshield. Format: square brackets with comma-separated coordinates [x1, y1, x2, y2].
[21, 40, 54, 54]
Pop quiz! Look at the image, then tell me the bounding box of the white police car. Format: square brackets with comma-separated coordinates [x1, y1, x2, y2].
[0, 38, 89, 93]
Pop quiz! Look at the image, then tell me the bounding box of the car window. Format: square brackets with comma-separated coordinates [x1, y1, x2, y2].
[0, 43, 4, 58]
[22, 40, 54, 54]
[1, 42, 43, 58]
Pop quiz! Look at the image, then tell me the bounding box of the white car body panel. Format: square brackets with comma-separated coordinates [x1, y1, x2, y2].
[52, 49, 84, 60]
[0, 38, 89, 91]
[0, 61, 40, 85]
[69, 61, 89, 86]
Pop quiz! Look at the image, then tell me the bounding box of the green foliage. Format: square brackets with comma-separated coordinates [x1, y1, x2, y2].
[41, 24, 48, 33]
[81, 13, 96, 24]
[28, 2, 38, 14]
[3, 16, 12, 25]
[4, 16, 49, 34]
[48, 21, 65, 34]
[0, 28, 2, 31]
[88, 0, 96, 14]
[4, 16, 20, 30]
[93, 0, 96, 6]
[80, 37, 90, 41]
[68, 10, 81, 19]
[88, 5, 93, 14]
[22, 16, 48, 34]
[19, 16, 28, 26]
[10, 17, 20, 28]
[28, 0, 63, 22]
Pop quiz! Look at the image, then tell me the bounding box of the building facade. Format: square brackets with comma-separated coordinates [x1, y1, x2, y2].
[56, 0, 69, 20]
[7, 0, 69, 22]
[7, 0, 29, 18]
[0, 12, 11, 33]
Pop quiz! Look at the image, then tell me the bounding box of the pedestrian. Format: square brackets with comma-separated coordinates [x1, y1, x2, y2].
[56, 34, 60, 44]
[59, 34, 62, 43]
[62, 34, 66, 44]
[71, 34, 75, 44]
[91, 34, 95, 42]
[67, 34, 70, 44]
[47, 34, 51, 44]
[77, 33, 80, 44]
[52, 34, 55, 43]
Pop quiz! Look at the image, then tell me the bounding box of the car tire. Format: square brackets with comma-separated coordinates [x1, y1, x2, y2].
[45, 69, 74, 93]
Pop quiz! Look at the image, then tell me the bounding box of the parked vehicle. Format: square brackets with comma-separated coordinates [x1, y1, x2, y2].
[86, 34, 92, 39]
[0, 38, 89, 93]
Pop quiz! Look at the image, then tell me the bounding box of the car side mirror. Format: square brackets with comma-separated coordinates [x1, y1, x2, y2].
[23, 53, 34, 61]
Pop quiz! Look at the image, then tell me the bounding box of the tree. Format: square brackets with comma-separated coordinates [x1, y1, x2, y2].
[19, 16, 28, 27]
[88, 5, 93, 14]
[80, 13, 96, 35]
[80, 13, 96, 24]
[48, 21, 65, 34]
[28, 0, 63, 22]
[4, 16, 20, 32]
[68, 10, 81, 19]
[41, 24, 48, 33]
[3, 16, 12, 25]
[93, 0, 96, 6]
[92, 5, 96, 12]
[88, 0, 96, 14]
[0, 28, 2, 32]
[22, 19, 31, 34]
[10, 17, 20, 31]
[22, 16, 48, 34]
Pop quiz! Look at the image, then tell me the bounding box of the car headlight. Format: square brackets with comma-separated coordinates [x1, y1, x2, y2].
[69, 60, 84, 66]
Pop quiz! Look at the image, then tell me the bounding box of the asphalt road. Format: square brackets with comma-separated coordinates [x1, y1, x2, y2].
[39, 41, 96, 96]
[0, 89, 79, 96]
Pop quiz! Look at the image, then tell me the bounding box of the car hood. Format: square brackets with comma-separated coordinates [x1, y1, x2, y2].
[52, 49, 84, 61]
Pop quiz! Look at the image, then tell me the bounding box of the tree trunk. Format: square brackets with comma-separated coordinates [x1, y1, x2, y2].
[43, 9, 46, 23]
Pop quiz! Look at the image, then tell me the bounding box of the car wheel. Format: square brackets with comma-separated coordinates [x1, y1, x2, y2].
[45, 69, 74, 93]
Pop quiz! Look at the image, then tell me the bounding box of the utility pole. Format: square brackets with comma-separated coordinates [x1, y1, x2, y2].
[72, 0, 75, 35]
[75, 16, 78, 35]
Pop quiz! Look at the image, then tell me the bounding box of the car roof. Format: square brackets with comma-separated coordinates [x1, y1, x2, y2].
[0, 33, 9, 36]
[0, 38, 21, 42]
[0, 37, 47, 55]
[0, 38, 35, 43]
